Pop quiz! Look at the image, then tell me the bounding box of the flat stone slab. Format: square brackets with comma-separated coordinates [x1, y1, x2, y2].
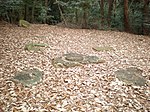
[64, 53, 84, 62]
[115, 67, 146, 86]
[52, 53, 105, 68]
[92, 46, 114, 51]
[24, 43, 48, 51]
[12, 68, 43, 87]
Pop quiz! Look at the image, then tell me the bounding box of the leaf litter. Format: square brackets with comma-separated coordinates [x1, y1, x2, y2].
[0, 23, 150, 112]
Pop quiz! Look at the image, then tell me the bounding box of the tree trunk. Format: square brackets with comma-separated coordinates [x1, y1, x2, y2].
[108, 0, 114, 28]
[99, 0, 104, 29]
[44, 0, 48, 23]
[31, 0, 36, 23]
[124, 0, 130, 32]
[56, 0, 66, 25]
[143, 0, 150, 35]
[82, 9, 88, 28]
[75, 8, 78, 24]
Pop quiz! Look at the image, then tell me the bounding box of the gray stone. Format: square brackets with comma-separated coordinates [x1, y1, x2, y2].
[82, 56, 105, 64]
[115, 67, 146, 86]
[12, 68, 43, 87]
[24, 43, 48, 51]
[92, 46, 114, 52]
[64, 53, 84, 62]
[52, 53, 105, 68]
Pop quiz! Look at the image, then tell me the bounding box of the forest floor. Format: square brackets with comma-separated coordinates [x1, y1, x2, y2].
[0, 23, 150, 112]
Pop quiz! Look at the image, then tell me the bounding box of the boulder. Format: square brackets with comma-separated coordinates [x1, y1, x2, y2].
[12, 68, 43, 87]
[115, 67, 146, 86]
[19, 20, 30, 28]
[52, 53, 105, 68]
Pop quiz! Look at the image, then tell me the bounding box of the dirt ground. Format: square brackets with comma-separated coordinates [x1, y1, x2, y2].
[0, 23, 150, 112]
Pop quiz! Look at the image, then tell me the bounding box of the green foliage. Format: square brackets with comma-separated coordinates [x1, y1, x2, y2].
[129, 2, 144, 34]
[0, 0, 148, 35]
[37, 5, 48, 23]
[111, 6, 124, 31]
[0, 0, 23, 22]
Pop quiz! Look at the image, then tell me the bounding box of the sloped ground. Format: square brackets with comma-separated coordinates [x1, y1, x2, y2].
[0, 23, 150, 112]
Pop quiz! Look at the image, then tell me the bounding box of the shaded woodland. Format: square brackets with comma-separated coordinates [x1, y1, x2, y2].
[0, 0, 150, 35]
[0, 1, 150, 112]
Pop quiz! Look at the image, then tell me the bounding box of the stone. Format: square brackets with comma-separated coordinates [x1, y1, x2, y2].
[12, 68, 43, 87]
[52, 57, 66, 68]
[24, 43, 48, 51]
[63, 61, 81, 68]
[19, 20, 30, 28]
[52, 57, 81, 68]
[115, 67, 146, 86]
[82, 56, 105, 64]
[64, 53, 84, 62]
[52, 53, 105, 68]
[92, 46, 114, 51]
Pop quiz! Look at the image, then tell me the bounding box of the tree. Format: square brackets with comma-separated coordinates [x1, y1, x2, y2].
[44, 0, 48, 23]
[80, 0, 90, 28]
[143, 0, 150, 35]
[108, 0, 114, 28]
[124, 0, 130, 32]
[55, 0, 67, 25]
[99, 0, 104, 28]
[31, 0, 36, 22]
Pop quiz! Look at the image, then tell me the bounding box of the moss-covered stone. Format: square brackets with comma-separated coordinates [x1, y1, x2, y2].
[52, 57, 81, 68]
[52, 53, 105, 68]
[52, 57, 65, 68]
[24, 43, 48, 51]
[12, 68, 43, 87]
[19, 20, 30, 28]
[115, 67, 146, 86]
[64, 53, 84, 62]
[92, 46, 114, 51]
[82, 56, 105, 64]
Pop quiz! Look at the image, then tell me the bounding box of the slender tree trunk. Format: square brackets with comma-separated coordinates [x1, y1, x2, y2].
[75, 8, 78, 24]
[143, 0, 150, 35]
[99, 0, 104, 29]
[113, 0, 116, 19]
[56, 0, 66, 25]
[124, 0, 130, 32]
[82, 9, 88, 28]
[108, 0, 114, 28]
[31, 0, 36, 23]
[44, 0, 48, 23]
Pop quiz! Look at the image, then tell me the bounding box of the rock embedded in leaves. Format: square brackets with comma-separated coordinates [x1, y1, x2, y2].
[64, 53, 84, 62]
[92, 46, 114, 51]
[19, 20, 30, 28]
[24, 43, 48, 51]
[12, 68, 43, 87]
[52, 53, 105, 68]
[82, 56, 105, 64]
[115, 67, 146, 86]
